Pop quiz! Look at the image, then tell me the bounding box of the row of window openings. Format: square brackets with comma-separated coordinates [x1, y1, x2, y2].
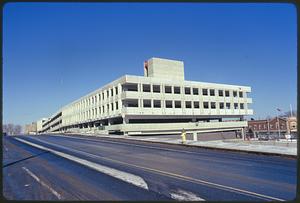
[137, 84, 244, 97]
[76, 87, 119, 108]
[252, 124, 285, 130]
[77, 102, 119, 118]
[69, 85, 245, 109]
[131, 100, 245, 109]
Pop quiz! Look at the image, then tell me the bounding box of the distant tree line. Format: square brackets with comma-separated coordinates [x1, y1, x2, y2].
[2, 124, 22, 135]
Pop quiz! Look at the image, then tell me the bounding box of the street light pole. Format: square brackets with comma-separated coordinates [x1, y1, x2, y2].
[276, 109, 281, 141]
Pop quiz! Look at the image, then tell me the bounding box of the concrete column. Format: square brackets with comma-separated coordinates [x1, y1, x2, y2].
[193, 132, 198, 141]
[241, 128, 245, 140]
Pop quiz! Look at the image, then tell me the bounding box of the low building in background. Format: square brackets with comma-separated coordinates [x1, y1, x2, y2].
[24, 122, 37, 135]
[247, 116, 297, 139]
[287, 116, 297, 134]
[37, 57, 253, 136]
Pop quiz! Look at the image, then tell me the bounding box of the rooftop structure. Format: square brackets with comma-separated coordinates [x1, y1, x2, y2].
[39, 57, 253, 136]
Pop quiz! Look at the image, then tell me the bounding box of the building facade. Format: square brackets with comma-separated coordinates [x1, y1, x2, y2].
[39, 58, 253, 135]
[247, 116, 297, 137]
[24, 122, 37, 135]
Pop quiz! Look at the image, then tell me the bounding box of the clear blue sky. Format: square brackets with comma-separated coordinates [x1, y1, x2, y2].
[3, 3, 297, 126]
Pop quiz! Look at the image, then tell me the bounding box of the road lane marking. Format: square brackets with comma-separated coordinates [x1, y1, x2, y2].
[22, 167, 62, 200]
[15, 138, 148, 190]
[170, 189, 205, 201]
[20, 136, 285, 201]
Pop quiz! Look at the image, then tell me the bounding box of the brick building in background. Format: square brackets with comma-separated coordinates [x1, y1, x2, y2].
[247, 116, 297, 138]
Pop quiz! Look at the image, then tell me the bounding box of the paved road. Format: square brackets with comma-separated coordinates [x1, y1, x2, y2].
[3, 134, 297, 201]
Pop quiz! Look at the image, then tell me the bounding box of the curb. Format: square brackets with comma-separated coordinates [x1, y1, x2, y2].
[54, 133, 297, 159]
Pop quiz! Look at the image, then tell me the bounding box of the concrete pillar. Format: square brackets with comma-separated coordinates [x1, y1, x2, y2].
[241, 128, 245, 140]
[193, 132, 198, 141]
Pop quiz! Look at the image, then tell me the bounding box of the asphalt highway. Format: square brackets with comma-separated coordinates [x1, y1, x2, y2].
[3, 134, 297, 201]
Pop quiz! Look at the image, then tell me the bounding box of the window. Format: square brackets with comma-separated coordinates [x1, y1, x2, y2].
[239, 91, 243, 98]
[194, 101, 199, 108]
[122, 83, 138, 92]
[174, 86, 181, 94]
[218, 90, 224, 97]
[111, 89, 114, 97]
[166, 100, 173, 108]
[225, 90, 230, 97]
[165, 86, 172, 93]
[186, 101, 192, 108]
[111, 103, 114, 111]
[102, 93, 105, 100]
[107, 104, 109, 112]
[153, 100, 161, 108]
[233, 91, 237, 97]
[185, 87, 191, 95]
[123, 99, 138, 107]
[107, 90, 109, 98]
[92, 97, 94, 104]
[116, 102, 118, 110]
[211, 102, 216, 109]
[226, 103, 231, 109]
[143, 84, 151, 92]
[99, 107, 101, 114]
[153, 85, 160, 93]
[175, 101, 181, 108]
[240, 103, 244, 109]
[193, 88, 199, 95]
[143, 100, 151, 108]
[219, 102, 224, 109]
[234, 103, 238, 109]
[102, 106, 105, 113]
[115, 87, 118, 95]
[99, 94, 101, 101]
[203, 102, 209, 109]
[202, 89, 208, 96]
[210, 89, 215, 96]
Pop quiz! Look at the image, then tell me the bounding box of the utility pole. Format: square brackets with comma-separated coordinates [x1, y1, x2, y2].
[276, 108, 281, 140]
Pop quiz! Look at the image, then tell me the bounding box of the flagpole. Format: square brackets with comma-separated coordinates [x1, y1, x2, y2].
[290, 104, 293, 117]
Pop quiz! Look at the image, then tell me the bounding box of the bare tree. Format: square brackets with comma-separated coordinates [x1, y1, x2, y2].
[7, 123, 14, 135]
[3, 124, 8, 133]
[2, 124, 23, 135]
[280, 110, 297, 118]
[13, 125, 22, 135]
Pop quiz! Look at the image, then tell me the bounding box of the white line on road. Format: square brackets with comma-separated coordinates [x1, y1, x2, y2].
[27, 136, 285, 201]
[15, 138, 149, 190]
[22, 166, 62, 200]
[170, 189, 205, 201]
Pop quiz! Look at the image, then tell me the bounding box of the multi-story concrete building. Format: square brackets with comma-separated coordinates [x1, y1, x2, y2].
[37, 118, 49, 133]
[39, 57, 253, 136]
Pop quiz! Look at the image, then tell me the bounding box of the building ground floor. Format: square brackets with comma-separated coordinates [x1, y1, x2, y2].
[45, 114, 247, 139]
